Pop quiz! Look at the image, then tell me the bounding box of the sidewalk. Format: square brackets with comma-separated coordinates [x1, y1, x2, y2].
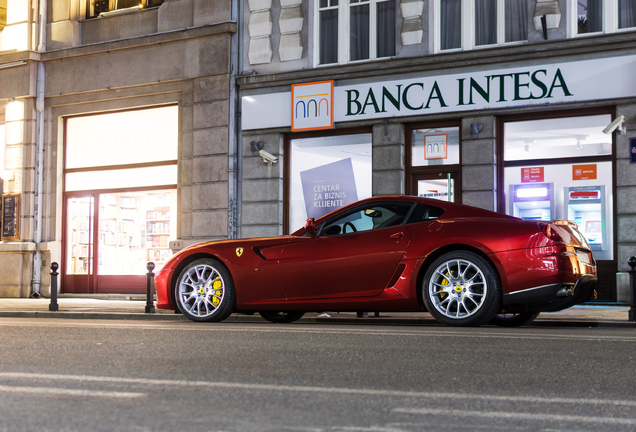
[0, 296, 633, 327]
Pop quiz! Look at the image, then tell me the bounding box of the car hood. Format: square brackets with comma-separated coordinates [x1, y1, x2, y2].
[162, 235, 302, 270]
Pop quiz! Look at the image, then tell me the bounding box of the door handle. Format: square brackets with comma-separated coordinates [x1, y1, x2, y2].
[390, 232, 404, 239]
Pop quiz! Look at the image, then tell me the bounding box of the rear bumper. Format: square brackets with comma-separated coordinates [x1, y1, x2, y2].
[502, 274, 597, 313]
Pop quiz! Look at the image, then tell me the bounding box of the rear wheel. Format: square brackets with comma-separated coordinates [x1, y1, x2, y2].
[258, 311, 305, 323]
[175, 258, 235, 322]
[489, 312, 540, 327]
[422, 251, 500, 327]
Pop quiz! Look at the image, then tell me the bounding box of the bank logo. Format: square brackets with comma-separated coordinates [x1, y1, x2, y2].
[291, 81, 333, 132]
[424, 134, 447, 160]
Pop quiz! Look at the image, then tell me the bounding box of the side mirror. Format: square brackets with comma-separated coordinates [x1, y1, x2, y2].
[304, 218, 317, 236]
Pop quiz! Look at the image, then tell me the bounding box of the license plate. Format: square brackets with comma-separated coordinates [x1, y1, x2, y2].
[576, 250, 590, 264]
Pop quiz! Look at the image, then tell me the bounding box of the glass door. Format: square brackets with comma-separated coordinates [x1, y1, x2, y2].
[64, 195, 96, 293]
[407, 123, 461, 204]
[412, 173, 456, 202]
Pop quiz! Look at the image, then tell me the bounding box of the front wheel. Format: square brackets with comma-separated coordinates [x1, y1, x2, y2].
[175, 258, 236, 322]
[258, 311, 305, 323]
[489, 312, 540, 327]
[422, 251, 500, 327]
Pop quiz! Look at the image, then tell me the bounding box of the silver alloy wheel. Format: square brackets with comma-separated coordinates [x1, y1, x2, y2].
[428, 258, 487, 319]
[177, 263, 225, 318]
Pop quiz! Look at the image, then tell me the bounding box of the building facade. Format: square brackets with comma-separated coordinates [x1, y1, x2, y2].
[0, 0, 238, 297]
[1, 0, 635, 303]
[238, 0, 636, 302]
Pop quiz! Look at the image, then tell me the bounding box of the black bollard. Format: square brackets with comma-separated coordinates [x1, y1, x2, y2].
[146, 262, 156, 314]
[49, 262, 59, 312]
[628, 257, 636, 322]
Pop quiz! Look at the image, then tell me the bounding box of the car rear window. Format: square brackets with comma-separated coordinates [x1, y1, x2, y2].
[406, 204, 445, 224]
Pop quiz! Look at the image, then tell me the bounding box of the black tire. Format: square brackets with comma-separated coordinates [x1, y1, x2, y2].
[422, 250, 501, 327]
[489, 312, 540, 327]
[258, 311, 305, 323]
[174, 258, 235, 322]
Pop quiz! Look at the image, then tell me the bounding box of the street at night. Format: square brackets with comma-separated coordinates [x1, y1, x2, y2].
[1, 318, 635, 431]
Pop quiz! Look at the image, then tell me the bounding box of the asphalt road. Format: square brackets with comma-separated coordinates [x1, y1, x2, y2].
[0, 318, 635, 432]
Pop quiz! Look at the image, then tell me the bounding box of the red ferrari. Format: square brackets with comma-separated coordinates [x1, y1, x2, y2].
[155, 196, 597, 327]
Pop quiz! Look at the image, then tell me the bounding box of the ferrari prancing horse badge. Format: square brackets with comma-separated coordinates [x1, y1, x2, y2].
[236, 247, 243, 257]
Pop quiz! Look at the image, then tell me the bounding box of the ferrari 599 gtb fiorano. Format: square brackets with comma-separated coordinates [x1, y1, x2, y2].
[155, 196, 597, 327]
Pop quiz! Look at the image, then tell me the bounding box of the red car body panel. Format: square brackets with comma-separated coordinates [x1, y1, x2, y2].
[155, 196, 597, 315]
[278, 225, 410, 300]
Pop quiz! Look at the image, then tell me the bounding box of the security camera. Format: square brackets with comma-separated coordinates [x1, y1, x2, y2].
[602, 115, 626, 135]
[259, 150, 278, 165]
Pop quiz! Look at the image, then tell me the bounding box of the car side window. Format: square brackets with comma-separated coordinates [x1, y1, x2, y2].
[406, 204, 445, 224]
[321, 202, 413, 236]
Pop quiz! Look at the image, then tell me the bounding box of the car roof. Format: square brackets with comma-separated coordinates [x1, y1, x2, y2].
[294, 195, 516, 234]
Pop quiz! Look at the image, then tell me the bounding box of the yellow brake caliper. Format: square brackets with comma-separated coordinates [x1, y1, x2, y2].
[212, 279, 223, 306]
[439, 272, 450, 299]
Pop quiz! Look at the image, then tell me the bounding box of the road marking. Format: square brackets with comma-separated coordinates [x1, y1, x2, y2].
[0, 384, 145, 398]
[0, 319, 634, 342]
[393, 407, 636, 425]
[1, 372, 635, 408]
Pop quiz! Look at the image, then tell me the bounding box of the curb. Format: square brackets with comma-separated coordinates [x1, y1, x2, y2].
[0, 311, 634, 328]
[0, 311, 190, 321]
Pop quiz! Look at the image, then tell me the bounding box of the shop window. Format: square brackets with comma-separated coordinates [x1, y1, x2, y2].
[436, 0, 527, 52]
[289, 133, 372, 232]
[66, 191, 176, 282]
[504, 115, 612, 162]
[65, 105, 178, 191]
[86, 0, 165, 19]
[411, 126, 459, 166]
[63, 105, 178, 293]
[574, 0, 636, 34]
[0, 0, 29, 51]
[317, 0, 395, 65]
[502, 114, 614, 261]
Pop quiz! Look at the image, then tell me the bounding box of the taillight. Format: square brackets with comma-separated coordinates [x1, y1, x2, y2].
[553, 220, 578, 230]
[539, 223, 564, 242]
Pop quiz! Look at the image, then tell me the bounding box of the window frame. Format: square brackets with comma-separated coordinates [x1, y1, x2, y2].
[434, 0, 527, 53]
[405, 120, 463, 203]
[315, 0, 396, 66]
[85, 0, 165, 19]
[571, 0, 636, 36]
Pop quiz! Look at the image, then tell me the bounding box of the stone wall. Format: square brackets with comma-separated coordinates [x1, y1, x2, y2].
[372, 123, 404, 196]
[616, 103, 636, 302]
[0, 16, 235, 297]
[240, 132, 284, 238]
[44, 25, 234, 248]
[461, 116, 496, 211]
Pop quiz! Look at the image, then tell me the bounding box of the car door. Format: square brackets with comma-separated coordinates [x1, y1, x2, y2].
[279, 202, 413, 300]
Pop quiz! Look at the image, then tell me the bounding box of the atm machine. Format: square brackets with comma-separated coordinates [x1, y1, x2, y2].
[509, 183, 555, 221]
[565, 185, 606, 251]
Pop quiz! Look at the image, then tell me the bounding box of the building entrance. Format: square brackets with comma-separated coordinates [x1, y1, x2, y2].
[412, 173, 456, 203]
[62, 105, 179, 294]
[63, 190, 176, 294]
